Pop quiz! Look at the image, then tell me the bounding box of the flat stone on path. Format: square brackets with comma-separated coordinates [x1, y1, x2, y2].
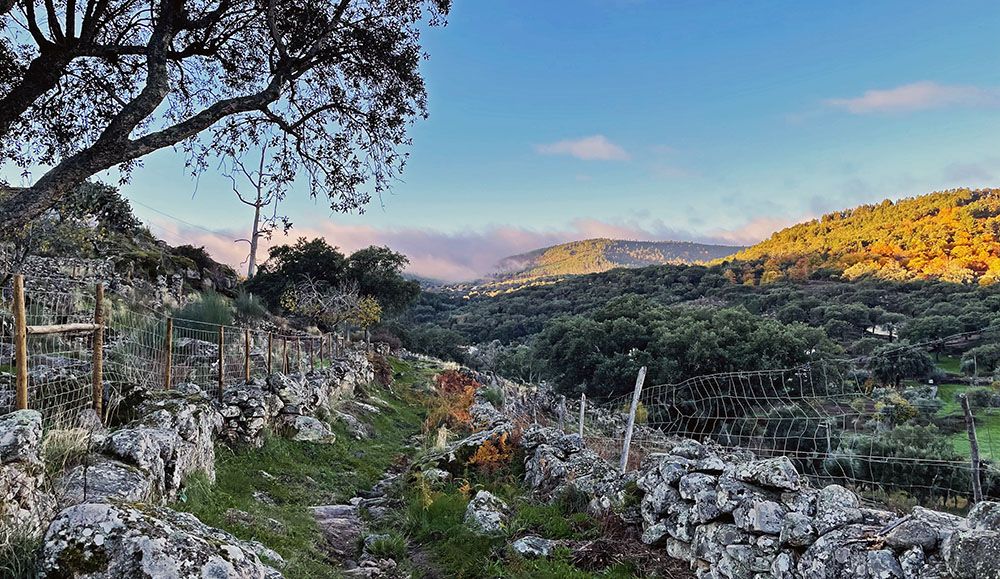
[311, 503, 364, 562]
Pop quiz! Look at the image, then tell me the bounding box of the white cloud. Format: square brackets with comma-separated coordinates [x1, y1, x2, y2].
[825, 81, 1000, 114]
[535, 135, 630, 161]
[150, 215, 789, 283]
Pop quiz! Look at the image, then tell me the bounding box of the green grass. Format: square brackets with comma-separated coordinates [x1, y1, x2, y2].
[932, 382, 1000, 461]
[936, 354, 963, 375]
[174, 357, 436, 579]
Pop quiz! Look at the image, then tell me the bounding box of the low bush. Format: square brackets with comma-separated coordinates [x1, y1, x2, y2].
[234, 289, 268, 320]
[174, 290, 234, 328]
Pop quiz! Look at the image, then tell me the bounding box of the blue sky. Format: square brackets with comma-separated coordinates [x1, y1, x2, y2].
[96, 1, 1000, 279]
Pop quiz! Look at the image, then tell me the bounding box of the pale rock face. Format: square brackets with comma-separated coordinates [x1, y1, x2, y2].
[732, 457, 801, 491]
[279, 414, 337, 444]
[37, 502, 282, 579]
[511, 535, 554, 558]
[0, 410, 56, 537]
[464, 490, 509, 535]
[812, 484, 862, 535]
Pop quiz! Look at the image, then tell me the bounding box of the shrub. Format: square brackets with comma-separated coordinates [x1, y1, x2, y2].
[371, 352, 394, 388]
[174, 290, 234, 327]
[874, 390, 919, 425]
[234, 289, 268, 320]
[423, 370, 480, 433]
[467, 432, 515, 474]
[965, 386, 1000, 409]
[481, 386, 504, 409]
[0, 525, 40, 579]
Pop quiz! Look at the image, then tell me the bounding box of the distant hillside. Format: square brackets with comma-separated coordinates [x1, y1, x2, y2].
[445, 238, 741, 295]
[726, 188, 1000, 284]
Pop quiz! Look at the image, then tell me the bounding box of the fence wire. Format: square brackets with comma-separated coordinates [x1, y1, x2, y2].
[599, 362, 1000, 507]
[0, 272, 350, 427]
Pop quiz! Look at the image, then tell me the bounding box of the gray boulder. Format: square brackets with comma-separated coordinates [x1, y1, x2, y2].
[511, 535, 554, 558]
[941, 527, 1000, 579]
[55, 455, 155, 507]
[464, 490, 508, 535]
[813, 484, 863, 535]
[37, 502, 282, 578]
[732, 457, 801, 491]
[280, 414, 337, 444]
[0, 409, 55, 536]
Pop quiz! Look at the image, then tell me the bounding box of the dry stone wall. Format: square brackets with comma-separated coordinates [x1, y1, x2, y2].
[515, 417, 1000, 579]
[0, 351, 375, 578]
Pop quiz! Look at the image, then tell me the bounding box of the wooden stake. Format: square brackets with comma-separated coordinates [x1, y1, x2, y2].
[960, 393, 983, 503]
[244, 328, 251, 384]
[296, 338, 302, 373]
[164, 317, 173, 389]
[319, 335, 325, 368]
[12, 274, 28, 411]
[578, 393, 586, 438]
[267, 332, 273, 374]
[619, 366, 647, 474]
[217, 325, 225, 401]
[309, 338, 315, 373]
[92, 283, 105, 423]
[557, 395, 567, 431]
[283, 337, 288, 374]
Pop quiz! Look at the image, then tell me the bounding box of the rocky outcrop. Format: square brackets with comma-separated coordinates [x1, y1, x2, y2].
[0, 410, 56, 537]
[37, 502, 282, 578]
[522, 425, 629, 514]
[55, 382, 222, 507]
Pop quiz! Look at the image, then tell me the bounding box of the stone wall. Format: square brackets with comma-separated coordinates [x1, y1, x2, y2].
[515, 418, 1000, 579]
[0, 350, 375, 578]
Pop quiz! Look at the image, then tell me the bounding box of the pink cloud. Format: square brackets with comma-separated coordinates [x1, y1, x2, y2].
[148, 215, 796, 283]
[535, 135, 630, 161]
[825, 81, 1000, 114]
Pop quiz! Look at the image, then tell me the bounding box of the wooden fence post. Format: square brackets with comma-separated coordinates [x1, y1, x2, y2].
[309, 338, 315, 373]
[13, 274, 28, 410]
[619, 366, 647, 474]
[296, 338, 302, 373]
[164, 317, 173, 389]
[217, 325, 225, 402]
[960, 393, 984, 502]
[92, 283, 105, 422]
[267, 332, 273, 374]
[283, 337, 288, 374]
[319, 335, 325, 368]
[557, 395, 567, 430]
[578, 393, 586, 438]
[244, 328, 251, 384]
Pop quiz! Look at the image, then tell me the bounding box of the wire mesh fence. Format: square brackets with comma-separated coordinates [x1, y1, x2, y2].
[0, 272, 354, 427]
[599, 361, 1000, 507]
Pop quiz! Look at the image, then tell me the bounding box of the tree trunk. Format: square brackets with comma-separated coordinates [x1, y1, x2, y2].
[247, 202, 261, 278]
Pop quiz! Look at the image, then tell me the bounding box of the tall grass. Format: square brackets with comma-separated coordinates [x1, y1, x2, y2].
[234, 289, 268, 321]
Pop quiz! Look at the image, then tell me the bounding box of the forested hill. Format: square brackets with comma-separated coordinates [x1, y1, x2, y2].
[460, 238, 740, 293]
[727, 188, 1000, 284]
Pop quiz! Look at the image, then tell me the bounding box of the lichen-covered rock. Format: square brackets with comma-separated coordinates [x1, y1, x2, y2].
[813, 484, 862, 535]
[941, 527, 1000, 579]
[733, 499, 786, 535]
[693, 522, 749, 564]
[55, 455, 155, 507]
[969, 501, 1000, 531]
[732, 457, 800, 491]
[779, 511, 816, 547]
[798, 524, 902, 579]
[37, 502, 282, 578]
[279, 414, 337, 444]
[511, 535, 554, 558]
[102, 383, 221, 502]
[464, 490, 508, 535]
[0, 409, 55, 537]
[641, 481, 682, 525]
